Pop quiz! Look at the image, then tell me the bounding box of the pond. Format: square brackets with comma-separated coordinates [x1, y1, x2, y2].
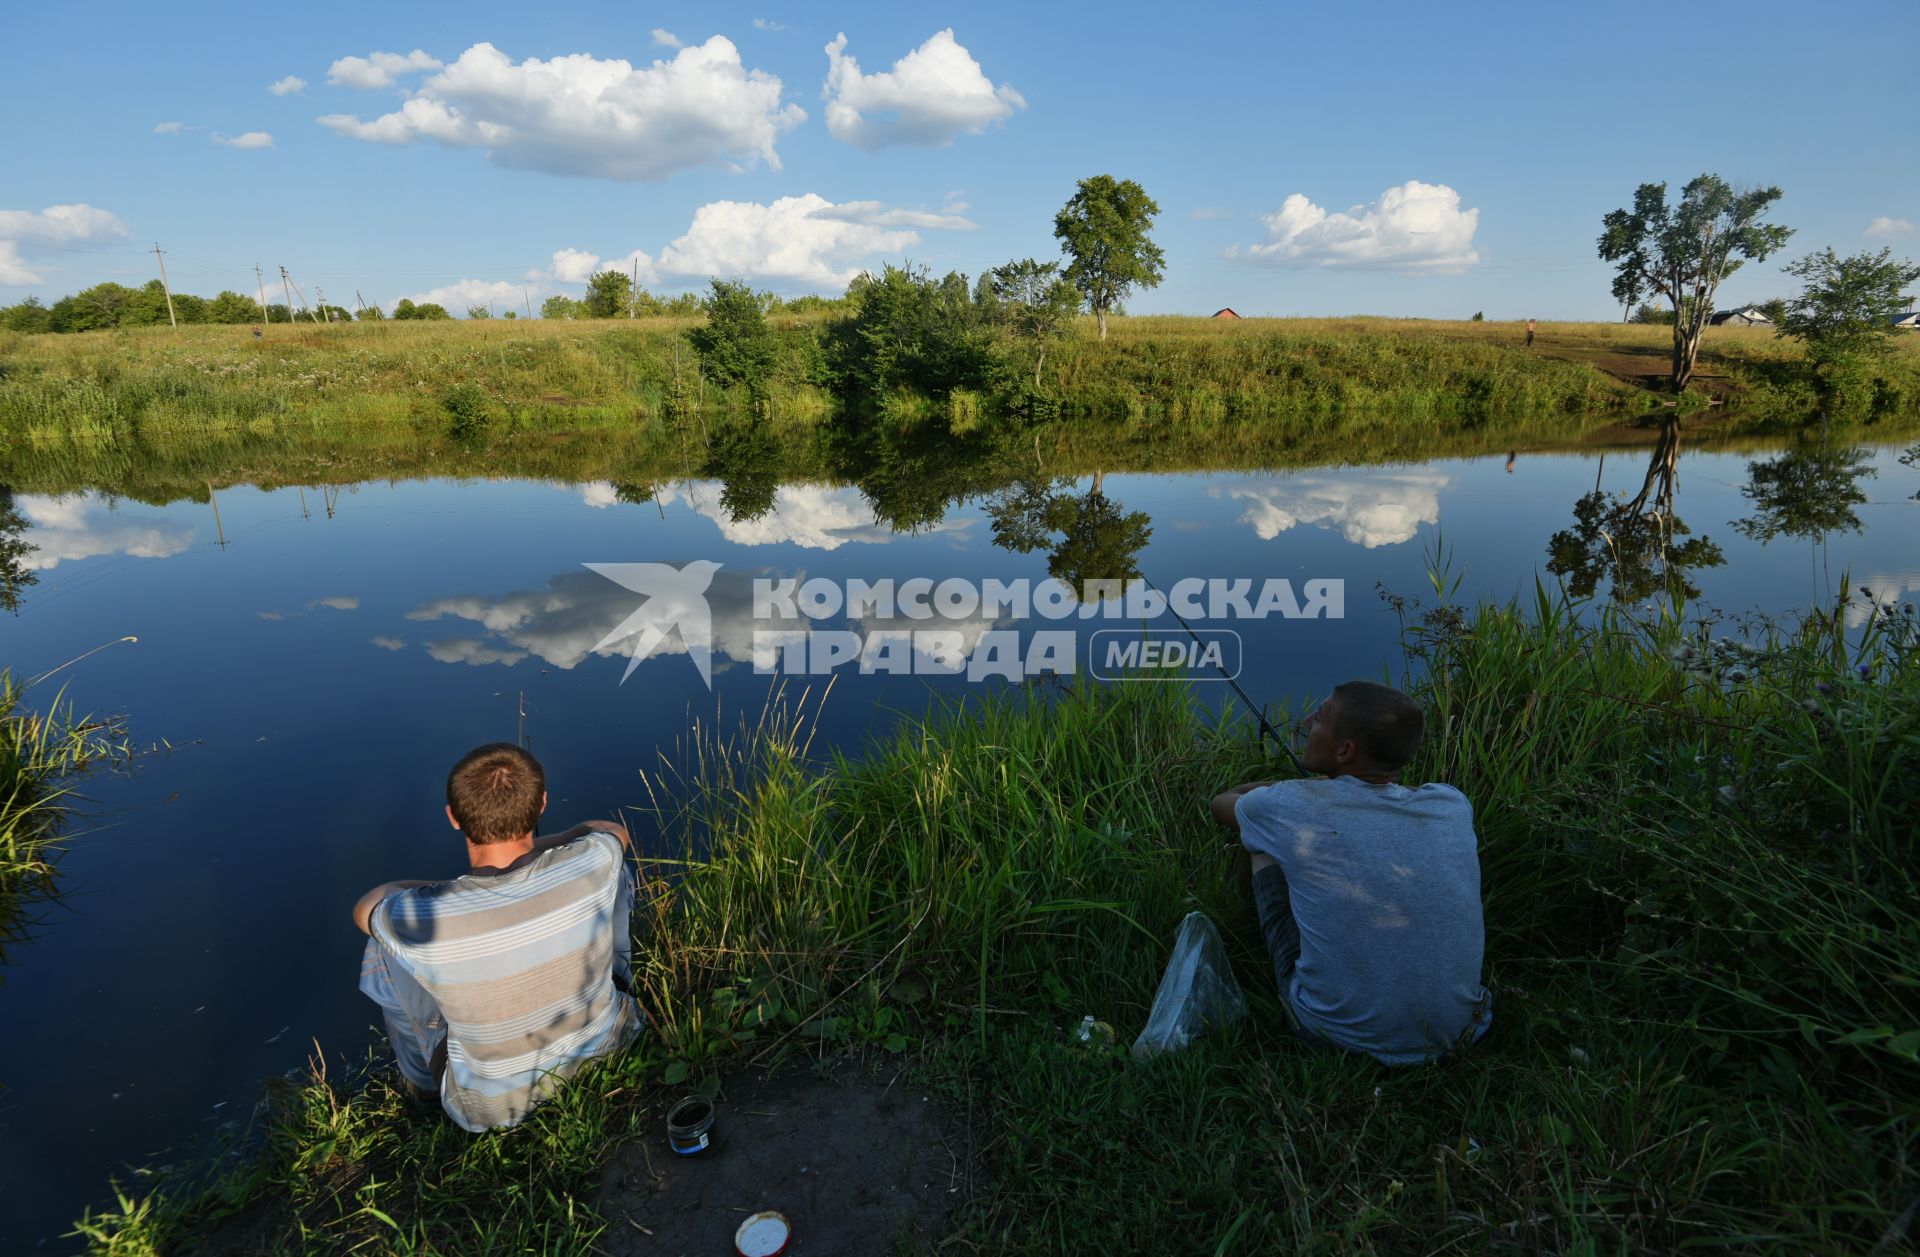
[1, 418, 1916, 1248]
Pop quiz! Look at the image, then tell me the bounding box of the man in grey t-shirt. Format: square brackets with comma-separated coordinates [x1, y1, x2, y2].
[1211, 681, 1491, 1064]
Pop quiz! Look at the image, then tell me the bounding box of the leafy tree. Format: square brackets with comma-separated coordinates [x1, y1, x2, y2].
[687, 279, 776, 397]
[502, 309, 516, 319]
[0, 298, 52, 333]
[1630, 302, 1675, 326]
[1053, 174, 1164, 340]
[702, 420, 782, 523]
[979, 259, 1081, 388]
[0, 487, 38, 615]
[265, 302, 292, 323]
[541, 295, 583, 320]
[312, 304, 351, 323]
[355, 303, 385, 322]
[989, 471, 1153, 601]
[1777, 247, 1920, 412]
[1734, 443, 1874, 544]
[393, 299, 451, 321]
[1545, 418, 1724, 600]
[826, 263, 998, 401]
[207, 290, 264, 323]
[663, 291, 702, 317]
[583, 270, 633, 319]
[49, 283, 137, 332]
[1470, 311, 1484, 322]
[466, 304, 492, 320]
[1598, 174, 1792, 390]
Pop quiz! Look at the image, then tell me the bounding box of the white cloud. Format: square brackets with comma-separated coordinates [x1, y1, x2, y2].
[1211, 472, 1450, 549]
[655, 481, 940, 550]
[14, 495, 194, 570]
[326, 49, 443, 89]
[1865, 216, 1917, 240]
[213, 131, 274, 149]
[650, 28, 682, 48]
[823, 29, 1024, 150]
[153, 121, 184, 134]
[1846, 574, 1920, 627]
[0, 204, 129, 285]
[371, 635, 407, 651]
[546, 247, 601, 283]
[813, 200, 976, 230]
[425, 638, 530, 667]
[753, 18, 789, 32]
[319, 38, 805, 181]
[580, 482, 619, 509]
[268, 76, 308, 96]
[1232, 181, 1481, 273]
[398, 277, 530, 315]
[307, 595, 358, 611]
[655, 193, 961, 289]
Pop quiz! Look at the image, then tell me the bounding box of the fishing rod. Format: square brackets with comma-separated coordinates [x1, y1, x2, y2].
[1141, 576, 1309, 777]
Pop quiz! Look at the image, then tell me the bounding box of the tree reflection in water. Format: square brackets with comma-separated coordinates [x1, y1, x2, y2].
[1, 486, 38, 615]
[1734, 442, 1875, 544]
[987, 468, 1153, 599]
[1546, 417, 1727, 601]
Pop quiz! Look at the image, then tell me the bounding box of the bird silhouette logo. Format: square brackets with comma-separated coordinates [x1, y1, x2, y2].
[585, 560, 723, 688]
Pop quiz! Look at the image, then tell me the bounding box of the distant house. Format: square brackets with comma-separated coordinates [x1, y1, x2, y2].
[1893, 312, 1920, 330]
[1211, 307, 1241, 319]
[1709, 305, 1773, 327]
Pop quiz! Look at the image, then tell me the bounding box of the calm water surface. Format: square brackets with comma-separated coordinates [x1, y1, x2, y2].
[1, 435, 1916, 1247]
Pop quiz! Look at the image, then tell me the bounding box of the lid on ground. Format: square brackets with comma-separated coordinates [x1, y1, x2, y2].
[734, 1210, 790, 1257]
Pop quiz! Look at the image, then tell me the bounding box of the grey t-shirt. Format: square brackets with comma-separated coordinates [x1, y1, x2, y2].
[1236, 776, 1492, 1064]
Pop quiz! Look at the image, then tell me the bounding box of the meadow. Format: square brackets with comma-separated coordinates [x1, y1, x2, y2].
[69, 579, 1920, 1254]
[6, 315, 1912, 461]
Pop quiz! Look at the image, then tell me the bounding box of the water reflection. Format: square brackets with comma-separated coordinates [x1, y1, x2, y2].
[1545, 417, 1727, 600]
[1210, 472, 1448, 548]
[1734, 442, 1875, 544]
[987, 470, 1154, 596]
[1, 487, 35, 614]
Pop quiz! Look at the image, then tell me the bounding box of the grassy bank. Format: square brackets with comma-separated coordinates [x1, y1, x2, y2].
[12, 315, 1906, 456]
[75, 582, 1919, 1254]
[1, 668, 127, 962]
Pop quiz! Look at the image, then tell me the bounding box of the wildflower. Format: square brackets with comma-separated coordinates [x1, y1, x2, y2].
[1716, 784, 1741, 807]
[1859, 665, 1873, 681]
[1816, 681, 1834, 695]
[1668, 643, 1698, 664]
[1725, 667, 1749, 684]
[1568, 1047, 1589, 1063]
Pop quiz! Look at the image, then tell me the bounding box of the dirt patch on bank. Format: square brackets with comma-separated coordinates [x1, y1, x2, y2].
[595, 1063, 968, 1256]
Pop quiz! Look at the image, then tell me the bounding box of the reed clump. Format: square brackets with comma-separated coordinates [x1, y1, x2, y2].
[73, 577, 1920, 1254]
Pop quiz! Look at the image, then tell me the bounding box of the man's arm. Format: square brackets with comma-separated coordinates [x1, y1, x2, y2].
[352, 880, 436, 936]
[535, 819, 631, 853]
[1209, 781, 1277, 832]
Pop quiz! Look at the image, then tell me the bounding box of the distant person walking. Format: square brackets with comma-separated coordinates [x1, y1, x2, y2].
[1505, 450, 1516, 474]
[1525, 318, 1536, 349]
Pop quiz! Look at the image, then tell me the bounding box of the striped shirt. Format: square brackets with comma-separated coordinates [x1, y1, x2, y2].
[365, 827, 643, 1131]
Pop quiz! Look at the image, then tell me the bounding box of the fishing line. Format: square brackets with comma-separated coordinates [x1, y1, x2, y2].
[1140, 575, 1308, 776]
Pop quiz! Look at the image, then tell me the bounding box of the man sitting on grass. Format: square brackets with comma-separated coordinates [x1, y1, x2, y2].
[1211, 681, 1491, 1064]
[353, 743, 645, 1130]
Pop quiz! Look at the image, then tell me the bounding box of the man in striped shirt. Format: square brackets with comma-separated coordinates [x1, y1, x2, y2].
[353, 743, 645, 1131]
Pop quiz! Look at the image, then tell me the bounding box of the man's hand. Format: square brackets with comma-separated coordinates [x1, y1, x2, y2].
[1209, 781, 1277, 832]
[352, 879, 436, 936]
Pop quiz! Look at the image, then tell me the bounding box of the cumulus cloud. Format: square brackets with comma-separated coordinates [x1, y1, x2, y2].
[0, 205, 129, 285]
[213, 131, 274, 149]
[653, 481, 958, 550]
[823, 29, 1024, 150]
[326, 49, 443, 89]
[425, 638, 530, 667]
[1231, 181, 1481, 273]
[753, 18, 789, 32]
[1865, 216, 1917, 239]
[655, 193, 968, 288]
[650, 28, 682, 48]
[580, 482, 619, 509]
[307, 595, 359, 611]
[1847, 574, 1920, 627]
[153, 121, 184, 134]
[268, 76, 308, 96]
[1211, 472, 1450, 549]
[371, 635, 407, 651]
[408, 569, 780, 673]
[319, 39, 805, 181]
[14, 494, 194, 570]
[543, 247, 603, 284]
[396, 277, 530, 315]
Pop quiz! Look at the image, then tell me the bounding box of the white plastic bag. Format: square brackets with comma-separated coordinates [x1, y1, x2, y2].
[1130, 911, 1248, 1061]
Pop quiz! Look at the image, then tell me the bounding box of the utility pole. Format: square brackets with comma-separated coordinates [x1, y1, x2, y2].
[207, 483, 227, 549]
[355, 289, 367, 320]
[279, 266, 295, 322]
[629, 258, 638, 318]
[523, 289, 533, 319]
[152, 244, 178, 328]
[315, 286, 328, 322]
[255, 264, 271, 324]
[285, 269, 321, 324]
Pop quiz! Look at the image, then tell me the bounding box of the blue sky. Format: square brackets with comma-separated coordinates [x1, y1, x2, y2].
[3, 1, 1915, 319]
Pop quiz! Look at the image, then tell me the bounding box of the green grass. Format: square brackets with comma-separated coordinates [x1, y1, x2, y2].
[72, 580, 1920, 1254]
[14, 315, 1909, 460]
[1, 662, 130, 962]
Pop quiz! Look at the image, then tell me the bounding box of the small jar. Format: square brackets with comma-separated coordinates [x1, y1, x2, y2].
[666, 1095, 716, 1155]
